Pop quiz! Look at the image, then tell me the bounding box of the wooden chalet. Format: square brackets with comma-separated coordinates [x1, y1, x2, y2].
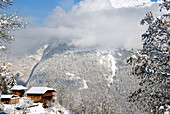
[11, 85, 27, 97]
[25, 87, 55, 103]
[1, 95, 19, 104]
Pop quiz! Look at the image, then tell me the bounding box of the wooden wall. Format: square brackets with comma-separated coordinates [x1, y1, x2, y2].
[27, 95, 42, 103]
[1, 98, 10, 104]
[42, 96, 52, 103]
[42, 91, 53, 102]
[12, 90, 25, 97]
[1, 98, 19, 104]
[43, 91, 52, 96]
[27, 91, 54, 103]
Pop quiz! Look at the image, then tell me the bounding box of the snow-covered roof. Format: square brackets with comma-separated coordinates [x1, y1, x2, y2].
[1, 95, 19, 99]
[25, 87, 55, 94]
[11, 85, 27, 90]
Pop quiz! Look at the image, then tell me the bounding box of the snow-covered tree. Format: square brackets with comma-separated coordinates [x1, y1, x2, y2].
[0, 0, 26, 93]
[0, 0, 27, 52]
[127, 0, 169, 113]
[0, 62, 17, 94]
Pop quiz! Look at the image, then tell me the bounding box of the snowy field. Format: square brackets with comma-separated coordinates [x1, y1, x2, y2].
[1, 97, 74, 114]
[3, 103, 73, 114]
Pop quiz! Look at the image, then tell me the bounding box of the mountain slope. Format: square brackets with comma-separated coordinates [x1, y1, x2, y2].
[1, 42, 141, 113]
[26, 43, 141, 113]
[109, 0, 157, 8]
[0, 45, 47, 85]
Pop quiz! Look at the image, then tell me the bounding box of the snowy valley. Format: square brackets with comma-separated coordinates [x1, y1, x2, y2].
[0, 0, 168, 113]
[1, 42, 141, 113]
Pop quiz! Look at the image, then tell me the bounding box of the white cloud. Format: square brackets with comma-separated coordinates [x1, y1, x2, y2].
[44, 0, 160, 48]
[10, 0, 161, 56]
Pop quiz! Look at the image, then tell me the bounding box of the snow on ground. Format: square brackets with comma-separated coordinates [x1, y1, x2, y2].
[3, 103, 74, 114]
[107, 53, 116, 77]
[66, 72, 88, 90]
[107, 53, 116, 86]
[28, 103, 72, 114]
[118, 53, 122, 56]
[99, 53, 116, 87]
[28, 103, 45, 114]
[66, 72, 76, 80]
[99, 56, 105, 65]
[81, 79, 88, 89]
[66, 72, 81, 80]
[2, 97, 74, 114]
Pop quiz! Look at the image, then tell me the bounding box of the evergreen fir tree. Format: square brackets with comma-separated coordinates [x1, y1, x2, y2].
[127, 0, 169, 113]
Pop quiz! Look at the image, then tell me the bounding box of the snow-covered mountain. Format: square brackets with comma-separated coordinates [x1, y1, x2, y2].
[109, 0, 161, 8]
[1, 41, 142, 113]
[0, 45, 47, 85]
[23, 42, 140, 113]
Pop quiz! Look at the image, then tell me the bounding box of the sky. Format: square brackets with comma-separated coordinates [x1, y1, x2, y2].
[7, 0, 161, 56]
[12, 0, 157, 27]
[12, 0, 82, 27]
